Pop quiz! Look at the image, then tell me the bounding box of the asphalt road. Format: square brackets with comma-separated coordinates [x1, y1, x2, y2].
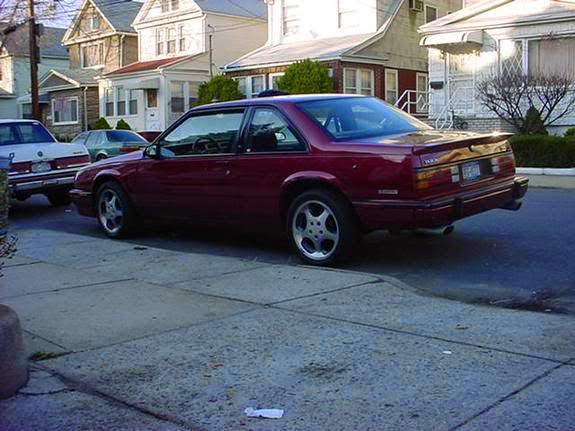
[8, 187, 575, 314]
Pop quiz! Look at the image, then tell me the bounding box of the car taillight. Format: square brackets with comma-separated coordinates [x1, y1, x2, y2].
[119, 146, 143, 153]
[415, 166, 460, 190]
[55, 155, 91, 169]
[9, 161, 32, 175]
[491, 153, 515, 174]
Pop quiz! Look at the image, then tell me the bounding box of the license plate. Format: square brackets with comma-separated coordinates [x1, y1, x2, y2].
[31, 162, 51, 173]
[462, 161, 481, 181]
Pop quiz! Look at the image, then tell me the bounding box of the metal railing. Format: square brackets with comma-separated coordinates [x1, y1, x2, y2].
[395, 90, 429, 116]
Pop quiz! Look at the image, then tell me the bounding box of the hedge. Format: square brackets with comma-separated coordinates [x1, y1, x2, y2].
[509, 135, 575, 168]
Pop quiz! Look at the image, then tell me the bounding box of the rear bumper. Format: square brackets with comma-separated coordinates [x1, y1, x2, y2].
[9, 168, 82, 196]
[70, 188, 95, 217]
[354, 176, 529, 230]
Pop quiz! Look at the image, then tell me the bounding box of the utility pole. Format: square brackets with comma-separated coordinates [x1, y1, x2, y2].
[207, 24, 214, 78]
[28, 0, 41, 121]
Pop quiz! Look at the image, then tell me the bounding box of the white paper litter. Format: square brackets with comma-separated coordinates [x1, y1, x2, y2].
[442, 350, 453, 355]
[244, 407, 284, 419]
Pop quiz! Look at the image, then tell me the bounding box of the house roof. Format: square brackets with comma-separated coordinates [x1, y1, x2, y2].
[92, 0, 143, 33]
[50, 68, 100, 86]
[104, 55, 191, 76]
[196, 0, 267, 19]
[0, 88, 15, 98]
[420, 0, 575, 34]
[0, 24, 68, 58]
[223, 33, 376, 71]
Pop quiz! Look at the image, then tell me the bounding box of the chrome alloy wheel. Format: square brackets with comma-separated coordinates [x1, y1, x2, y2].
[292, 200, 340, 262]
[98, 189, 124, 235]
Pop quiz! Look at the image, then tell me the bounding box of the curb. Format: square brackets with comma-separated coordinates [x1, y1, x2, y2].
[0, 305, 28, 399]
[517, 168, 575, 176]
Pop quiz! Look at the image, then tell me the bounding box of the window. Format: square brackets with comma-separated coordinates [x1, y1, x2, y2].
[104, 87, 114, 116]
[425, 5, 438, 23]
[245, 108, 305, 153]
[234, 75, 265, 98]
[528, 37, 575, 78]
[283, 0, 300, 36]
[85, 132, 102, 148]
[159, 110, 245, 157]
[178, 25, 186, 52]
[156, 29, 165, 55]
[170, 81, 185, 114]
[128, 90, 138, 115]
[89, 14, 100, 31]
[416, 73, 428, 113]
[297, 97, 430, 141]
[107, 130, 147, 143]
[0, 122, 55, 145]
[161, 0, 169, 13]
[71, 132, 88, 144]
[344, 68, 374, 96]
[167, 28, 176, 54]
[500, 39, 524, 79]
[116, 87, 126, 116]
[81, 42, 104, 68]
[338, 0, 357, 28]
[171, 0, 179, 11]
[52, 97, 79, 124]
[188, 82, 199, 108]
[147, 89, 158, 108]
[269, 73, 285, 90]
[385, 69, 398, 104]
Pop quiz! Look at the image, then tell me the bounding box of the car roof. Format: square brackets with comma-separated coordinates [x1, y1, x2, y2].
[0, 119, 43, 124]
[192, 94, 366, 111]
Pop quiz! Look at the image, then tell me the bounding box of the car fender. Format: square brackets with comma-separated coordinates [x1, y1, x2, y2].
[281, 170, 350, 198]
[92, 167, 125, 194]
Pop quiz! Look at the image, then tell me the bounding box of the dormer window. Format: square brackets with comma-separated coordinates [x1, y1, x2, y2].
[89, 14, 100, 31]
[160, 0, 178, 13]
[282, 0, 300, 36]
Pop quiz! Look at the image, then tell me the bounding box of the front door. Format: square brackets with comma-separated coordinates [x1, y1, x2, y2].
[129, 108, 246, 222]
[145, 89, 161, 131]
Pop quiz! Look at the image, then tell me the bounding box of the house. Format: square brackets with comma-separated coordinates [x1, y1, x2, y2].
[223, 0, 463, 116]
[97, 0, 267, 132]
[420, 0, 575, 133]
[37, 0, 142, 139]
[0, 24, 69, 119]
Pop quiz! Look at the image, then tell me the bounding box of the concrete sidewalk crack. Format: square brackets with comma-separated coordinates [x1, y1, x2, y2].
[23, 329, 70, 352]
[272, 307, 570, 365]
[35, 365, 197, 431]
[448, 362, 567, 430]
[2, 278, 135, 300]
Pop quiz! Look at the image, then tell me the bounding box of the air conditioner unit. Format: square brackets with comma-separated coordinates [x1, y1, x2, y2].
[409, 0, 424, 12]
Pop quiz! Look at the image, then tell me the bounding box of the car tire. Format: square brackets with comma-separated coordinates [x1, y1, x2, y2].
[96, 181, 136, 239]
[287, 189, 360, 266]
[46, 190, 71, 207]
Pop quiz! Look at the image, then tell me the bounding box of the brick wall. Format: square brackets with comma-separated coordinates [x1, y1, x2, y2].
[46, 87, 100, 141]
[423, 117, 517, 133]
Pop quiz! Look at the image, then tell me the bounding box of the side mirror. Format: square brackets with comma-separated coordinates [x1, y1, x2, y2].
[144, 144, 161, 159]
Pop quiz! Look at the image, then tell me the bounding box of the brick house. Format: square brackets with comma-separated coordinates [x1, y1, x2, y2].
[97, 0, 267, 132]
[223, 0, 463, 116]
[38, 0, 142, 139]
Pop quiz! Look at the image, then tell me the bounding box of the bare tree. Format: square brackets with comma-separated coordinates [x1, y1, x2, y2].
[476, 73, 575, 134]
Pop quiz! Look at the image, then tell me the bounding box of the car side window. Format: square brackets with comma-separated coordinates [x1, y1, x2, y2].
[85, 132, 101, 148]
[72, 132, 88, 144]
[158, 110, 244, 157]
[244, 108, 305, 153]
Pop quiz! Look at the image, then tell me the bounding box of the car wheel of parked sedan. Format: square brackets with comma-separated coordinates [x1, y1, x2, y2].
[96, 181, 136, 238]
[287, 189, 359, 266]
[46, 190, 71, 207]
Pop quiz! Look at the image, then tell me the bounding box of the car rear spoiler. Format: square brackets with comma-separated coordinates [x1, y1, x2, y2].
[412, 133, 514, 155]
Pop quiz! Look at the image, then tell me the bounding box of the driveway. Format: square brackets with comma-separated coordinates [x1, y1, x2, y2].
[1, 192, 574, 430]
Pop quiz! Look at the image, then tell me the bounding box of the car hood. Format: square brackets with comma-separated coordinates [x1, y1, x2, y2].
[0, 141, 89, 163]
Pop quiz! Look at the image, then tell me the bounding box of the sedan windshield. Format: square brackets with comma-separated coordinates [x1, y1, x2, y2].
[0, 122, 56, 146]
[297, 97, 431, 141]
[106, 131, 147, 143]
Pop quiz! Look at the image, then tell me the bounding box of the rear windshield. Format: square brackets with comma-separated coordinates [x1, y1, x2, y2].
[106, 131, 147, 143]
[297, 97, 431, 141]
[0, 122, 56, 146]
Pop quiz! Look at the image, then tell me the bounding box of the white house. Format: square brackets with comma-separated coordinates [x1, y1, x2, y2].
[0, 25, 69, 119]
[98, 0, 267, 132]
[223, 0, 463, 115]
[420, 0, 575, 133]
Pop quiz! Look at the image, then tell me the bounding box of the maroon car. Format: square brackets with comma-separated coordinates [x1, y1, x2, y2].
[71, 95, 528, 265]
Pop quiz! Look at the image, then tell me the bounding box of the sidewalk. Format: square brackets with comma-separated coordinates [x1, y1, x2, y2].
[1, 228, 574, 431]
[523, 174, 575, 189]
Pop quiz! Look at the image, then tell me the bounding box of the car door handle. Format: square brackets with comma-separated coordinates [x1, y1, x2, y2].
[215, 160, 231, 176]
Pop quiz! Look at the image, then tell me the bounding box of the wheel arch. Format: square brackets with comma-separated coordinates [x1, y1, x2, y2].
[279, 173, 355, 226]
